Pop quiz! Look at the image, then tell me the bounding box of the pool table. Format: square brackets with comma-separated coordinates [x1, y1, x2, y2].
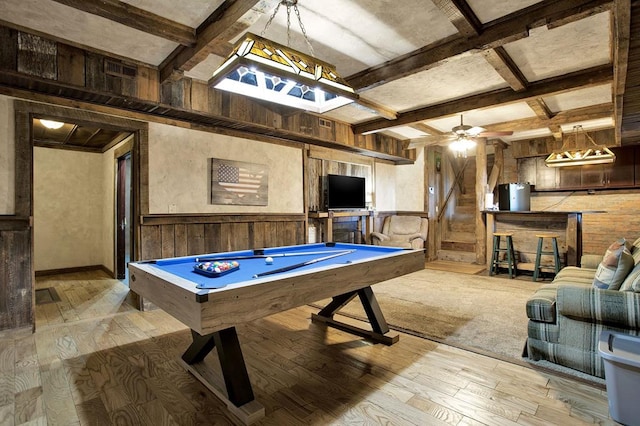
[128, 242, 424, 424]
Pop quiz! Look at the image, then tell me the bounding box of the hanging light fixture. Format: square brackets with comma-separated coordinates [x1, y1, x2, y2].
[40, 119, 65, 130]
[209, 0, 357, 113]
[544, 125, 616, 168]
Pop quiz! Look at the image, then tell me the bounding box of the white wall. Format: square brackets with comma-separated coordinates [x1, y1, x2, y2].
[375, 148, 425, 211]
[148, 122, 304, 214]
[0, 95, 15, 215]
[34, 148, 106, 271]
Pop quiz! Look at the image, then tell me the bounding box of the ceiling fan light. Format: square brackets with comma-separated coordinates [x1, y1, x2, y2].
[40, 119, 65, 129]
[449, 137, 476, 156]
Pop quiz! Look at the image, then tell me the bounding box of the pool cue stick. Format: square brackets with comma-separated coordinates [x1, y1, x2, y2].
[195, 250, 349, 262]
[252, 250, 355, 278]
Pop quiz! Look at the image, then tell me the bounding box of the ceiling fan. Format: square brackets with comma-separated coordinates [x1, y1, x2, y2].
[448, 114, 513, 141]
[407, 115, 513, 150]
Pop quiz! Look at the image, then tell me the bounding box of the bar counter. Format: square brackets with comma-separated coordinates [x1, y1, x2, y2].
[483, 210, 601, 270]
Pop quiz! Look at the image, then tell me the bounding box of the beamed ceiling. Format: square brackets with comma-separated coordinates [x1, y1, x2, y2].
[1, 0, 640, 153]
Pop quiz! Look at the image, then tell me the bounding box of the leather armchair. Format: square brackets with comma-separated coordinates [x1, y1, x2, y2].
[370, 215, 428, 250]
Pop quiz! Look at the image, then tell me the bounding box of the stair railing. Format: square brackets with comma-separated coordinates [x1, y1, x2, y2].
[437, 155, 469, 223]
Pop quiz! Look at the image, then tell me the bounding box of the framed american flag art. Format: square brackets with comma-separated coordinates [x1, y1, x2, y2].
[210, 158, 269, 206]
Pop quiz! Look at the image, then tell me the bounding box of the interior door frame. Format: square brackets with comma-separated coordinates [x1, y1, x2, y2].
[12, 100, 148, 329]
[115, 142, 133, 280]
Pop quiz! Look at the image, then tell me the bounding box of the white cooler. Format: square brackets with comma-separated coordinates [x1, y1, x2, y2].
[599, 331, 640, 425]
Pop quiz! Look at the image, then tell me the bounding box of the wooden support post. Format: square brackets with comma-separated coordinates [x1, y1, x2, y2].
[475, 138, 487, 265]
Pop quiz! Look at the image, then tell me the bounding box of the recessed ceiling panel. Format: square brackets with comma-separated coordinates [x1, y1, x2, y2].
[120, 0, 225, 27]
[543, 84, 612, 113]
[362, 54, 509, 112]
[503, 11, 611, 82]
[560, 118, 614, 132]
[382, 126, 429, 140]
[185, 55, 226, 82]
[1, 0, 177, 65]
[322, 103, 379, 124]
[502, 128, 552, 142]
[467, 0, 543, 24]
[240, 0, 459, 76]
[424, 103, 538, 132]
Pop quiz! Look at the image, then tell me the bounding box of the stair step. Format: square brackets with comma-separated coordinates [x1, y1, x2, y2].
[444, 231, 476, 242]
[441, 240, 476, 252]
[449, 222, 475, 233]
[451, 205, 476, 217]
[437, 249, 477, 263]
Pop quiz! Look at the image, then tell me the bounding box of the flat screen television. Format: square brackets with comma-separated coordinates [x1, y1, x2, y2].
[326, 174, 366, 210]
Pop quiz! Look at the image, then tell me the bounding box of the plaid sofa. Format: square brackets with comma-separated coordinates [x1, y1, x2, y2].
[525, 238, 640, 378]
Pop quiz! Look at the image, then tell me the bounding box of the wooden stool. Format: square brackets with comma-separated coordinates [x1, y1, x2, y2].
[533, 233, 561, 282]
[490, 232, 517, 278]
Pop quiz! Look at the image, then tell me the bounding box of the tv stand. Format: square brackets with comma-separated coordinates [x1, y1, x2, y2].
[308, 210, 374, 244]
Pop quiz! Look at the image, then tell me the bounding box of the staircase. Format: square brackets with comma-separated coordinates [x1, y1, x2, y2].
[437, 157, 479, 263]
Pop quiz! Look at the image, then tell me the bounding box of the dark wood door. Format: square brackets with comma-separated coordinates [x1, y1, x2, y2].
[558, 166, 582, 188]
[535, 157, 557, 190]
[116, 153, 131, 280]
[606, 146, 635, 187]
[580, 164, 605, 188]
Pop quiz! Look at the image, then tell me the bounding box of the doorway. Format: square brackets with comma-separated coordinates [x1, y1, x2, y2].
[10, 100, 148, 331]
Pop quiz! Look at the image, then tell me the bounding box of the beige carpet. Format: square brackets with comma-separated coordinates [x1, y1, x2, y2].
[424, 260, 487, 275]
[320, 268, 539, 361]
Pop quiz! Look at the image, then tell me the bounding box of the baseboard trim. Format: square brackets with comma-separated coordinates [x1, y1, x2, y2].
[35, 264, 114, 278]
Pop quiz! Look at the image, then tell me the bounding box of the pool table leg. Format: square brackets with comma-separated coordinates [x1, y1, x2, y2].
[311, 286, 399, 345]
[180, 328, 264, 424]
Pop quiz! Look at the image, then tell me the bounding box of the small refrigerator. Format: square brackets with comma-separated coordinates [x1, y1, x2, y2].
[498, 183, 531, 211]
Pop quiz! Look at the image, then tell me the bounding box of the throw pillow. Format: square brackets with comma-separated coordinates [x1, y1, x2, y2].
[631, 237, 640, 265]
[592, 238, 634, 290]
[620, 262, 640, 292]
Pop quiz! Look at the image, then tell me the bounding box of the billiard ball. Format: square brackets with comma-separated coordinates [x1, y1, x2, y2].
[265, 256, 273, 264]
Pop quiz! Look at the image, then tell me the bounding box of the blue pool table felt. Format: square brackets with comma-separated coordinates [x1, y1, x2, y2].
[149, 243, 406, 290]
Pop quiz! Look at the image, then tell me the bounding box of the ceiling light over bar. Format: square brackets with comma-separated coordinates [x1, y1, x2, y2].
[544, 125, 615, 168]
[210, 32, 357, 113]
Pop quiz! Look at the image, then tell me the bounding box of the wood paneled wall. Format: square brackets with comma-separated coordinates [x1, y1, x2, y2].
[0, 224, 32, 331]
[139, 215, 306, 260]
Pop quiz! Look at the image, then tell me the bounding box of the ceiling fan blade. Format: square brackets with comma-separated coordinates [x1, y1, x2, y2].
[467, 126, 486, 136]
[477, 131, 514, 137]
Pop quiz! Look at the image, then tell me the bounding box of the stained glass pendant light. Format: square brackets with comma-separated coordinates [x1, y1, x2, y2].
[209, 1, 357, 113]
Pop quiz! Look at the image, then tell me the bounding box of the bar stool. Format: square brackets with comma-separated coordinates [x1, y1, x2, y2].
[490, 232, 517, 278]
[533, 233, 561, 282]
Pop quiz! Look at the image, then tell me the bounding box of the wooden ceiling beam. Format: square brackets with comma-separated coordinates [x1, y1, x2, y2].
[613, 0, 631, 145]
[482, 47, 528, 91]
[527, 98, 562, 139]
[432, 0, 481, 37]
[355, 97, 398, 120]
[526, 99, 554, 120]
[353, 65, 612, 134]
[347, 0, 612, 91]
[482, 103, 613, 132]
[159, 0, 261, 83]
[410, 123, 446, 136]
[49, 0, 196, 46]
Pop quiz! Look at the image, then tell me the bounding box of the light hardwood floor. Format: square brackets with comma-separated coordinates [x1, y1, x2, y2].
[0, 270, 618, 425]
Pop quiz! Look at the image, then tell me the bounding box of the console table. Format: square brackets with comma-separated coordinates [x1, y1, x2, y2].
[308, 210, 374, 243]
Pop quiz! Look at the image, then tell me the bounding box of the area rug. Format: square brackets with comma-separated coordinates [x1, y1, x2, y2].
[317, 268, 536, 359]
[313, 268, 606, 386]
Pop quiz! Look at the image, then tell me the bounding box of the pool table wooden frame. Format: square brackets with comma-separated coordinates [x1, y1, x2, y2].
[129, 243, 424, 424]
